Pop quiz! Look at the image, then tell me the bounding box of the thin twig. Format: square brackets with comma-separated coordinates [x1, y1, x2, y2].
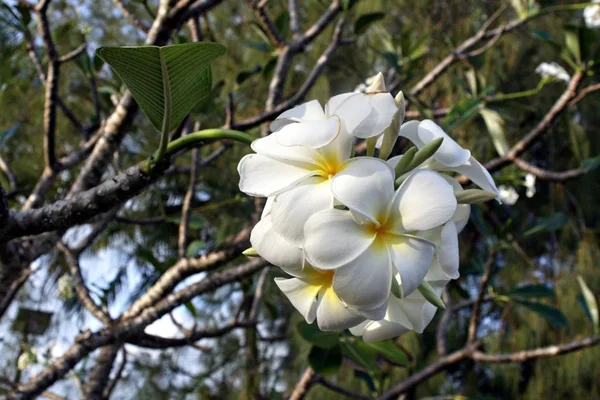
[467, 252, 496, 343]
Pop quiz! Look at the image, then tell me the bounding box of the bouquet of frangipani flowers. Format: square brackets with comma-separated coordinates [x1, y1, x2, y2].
[237, 73, 500, 342]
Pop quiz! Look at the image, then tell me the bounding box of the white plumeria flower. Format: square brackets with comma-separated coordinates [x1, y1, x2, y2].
[535, 62, 570, 83]
[392, 119, 501, 200]
[525, 173, 536, 198]
[303, 158, 457, 316]
[584, 0, 600, 28]
[270, 87, 397, 147]
[498, 185, 519, 205]
[238, 120, 352, 247]
[349, 281, 444, 342]
[275, 265, 365, 331]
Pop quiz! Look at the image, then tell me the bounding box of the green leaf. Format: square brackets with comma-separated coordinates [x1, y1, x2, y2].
[308, 345, 342, 374]
[364, 340, 409, 366]
[96, 42, 225, 132]
[480, 108, 509, 157]
[565, 27, 581, 63]
[577, 275, 599, 333]
[274, 11, 290, 39]
[523, 213, 569, 237]
[0, 123, 19, 148]
[514, 299, 568, 327]
[444, 97, 484, 131]
[354, 12, 385, 35]
[167, 214, 208, 230]
[341, 341, 379, 370]
[186, 240, 207, 257]
[506, 284, 555, 299]
[582, 156, 600, 172]
[297, 321, 340, 348]
[354, 370, 376, 392]
[343, 0, 360, 11]
[16, 4, 31, 27]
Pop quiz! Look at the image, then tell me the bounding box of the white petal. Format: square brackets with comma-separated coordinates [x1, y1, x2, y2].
[392, 170, 457, 232]
[438, 174, 471, 233]
[275, 277, 320, 323]
[317, 288, 365, 331]
[386, 296, 415, 328]
[386, 154, 403, 170]
[332, 244, 392, 310]
[398, 120, 423, 147]
[389, 235, 435, 297]
[270, 178, 333, 246]
[304, 209, 375, 270]
[325, 93, 372, 136]
[331, 158, 395, 224]
[417, 120, 471, 167]
[252, 134, 322, 165]
[349, 320, 369, 336]
[424, 223, 459, 283]
[453, 204, 471, 233]
[238, 154, 317, 197]
[351, 93, 398, 139]
[318, 128, 354, 166]
[451, 156, 500, 199]
[356, 299, 389, 321]
[362, 320, 411, 342]
[269, 100, 326, 132]
[250, 216, 303, 273]
[261, 197, 274, 219]
[399, 282, 444, 332]
[275, 118, 340, 149]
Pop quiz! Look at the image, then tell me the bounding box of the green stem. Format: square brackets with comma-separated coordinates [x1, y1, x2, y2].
[144, 129, 254, 173]
[164, 129, 254, 157]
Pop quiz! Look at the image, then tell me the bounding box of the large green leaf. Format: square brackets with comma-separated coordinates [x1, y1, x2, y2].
[506, 284, 555, 299]
[515, 299, 568, 327]
[354, 12, 385, 35]
[364, 340, 409, 366]
[577, 275, 599, 334]
[523, 213, 569, 237]
[480, 108, 509, 157]
[341, 341, 379, 370]
[96, 42, 225, 132]
[308, 345, 342, 374]
[297, 321, 339, 348]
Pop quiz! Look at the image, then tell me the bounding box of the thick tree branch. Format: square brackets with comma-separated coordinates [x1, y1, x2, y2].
[0, 162, 168, 243]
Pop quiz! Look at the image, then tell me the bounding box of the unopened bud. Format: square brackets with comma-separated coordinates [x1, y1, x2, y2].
[242, 247, 259, 257]
[408, 137, 443, 170]
[366, 72, 386, 92]
[418, 281, 446, 310]
[455, 189, 497, 204]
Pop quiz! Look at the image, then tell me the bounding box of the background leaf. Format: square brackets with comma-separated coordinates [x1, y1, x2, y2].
[514, 299, 568, 327]
[354, 12, 385, 35]
[308, 344, 342, 374]
[297, 321, 340, 348]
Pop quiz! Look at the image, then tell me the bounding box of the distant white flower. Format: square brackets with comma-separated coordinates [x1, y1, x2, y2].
[392, 120, 501, 200]
[584, 0, 600, 28]
[535, 62, 570, 83]
[525, 173, 536, 198]
[498, 185, 519, 205]
[304, 160, 456, 314]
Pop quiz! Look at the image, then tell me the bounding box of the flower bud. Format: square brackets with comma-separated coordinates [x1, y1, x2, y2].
[455, 189, 498, 204]
[418, 281, 446, 310]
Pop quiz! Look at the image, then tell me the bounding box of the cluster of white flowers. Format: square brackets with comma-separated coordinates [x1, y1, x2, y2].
[237, 73, 499, 342]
